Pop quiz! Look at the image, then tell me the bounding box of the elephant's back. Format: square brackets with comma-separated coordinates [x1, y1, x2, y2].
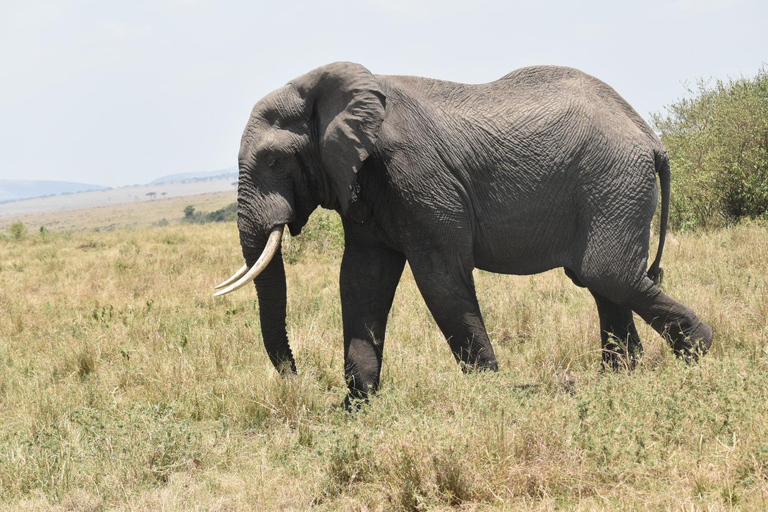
[494, 65, 587, 89]
[493, 66, 659, 145]
[380, 67, 660, 150]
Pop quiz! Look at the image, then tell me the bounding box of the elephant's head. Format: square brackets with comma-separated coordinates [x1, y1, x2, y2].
[214, 62, 387, 373]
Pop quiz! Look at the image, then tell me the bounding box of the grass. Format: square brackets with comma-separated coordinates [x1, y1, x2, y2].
[1, 208, 767, 510]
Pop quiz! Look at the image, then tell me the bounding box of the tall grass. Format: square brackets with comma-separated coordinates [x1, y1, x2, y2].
[1, 212, 767, 509]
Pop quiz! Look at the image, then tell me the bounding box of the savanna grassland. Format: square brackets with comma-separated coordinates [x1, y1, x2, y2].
[0, 179, 237, 223]
[1, 207, 767, 510]
[0, 191, 236, 232]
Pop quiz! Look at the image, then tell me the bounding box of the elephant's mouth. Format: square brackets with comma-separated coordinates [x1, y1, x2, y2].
[287, 222, 303, 237]
[288, 210, 310, 237]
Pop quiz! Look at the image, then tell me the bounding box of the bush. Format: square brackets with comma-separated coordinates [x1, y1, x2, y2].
[282, 209, 344, 264]
[181, 203, 237, 224]
[651, 68, 768, 230]
[9, 221, 27, 240]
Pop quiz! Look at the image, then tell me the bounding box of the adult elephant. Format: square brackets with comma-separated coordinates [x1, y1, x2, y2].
[214, 62, 713, 405]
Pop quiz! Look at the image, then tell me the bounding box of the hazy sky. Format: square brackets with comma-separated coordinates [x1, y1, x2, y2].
[1, 0, 766, 187]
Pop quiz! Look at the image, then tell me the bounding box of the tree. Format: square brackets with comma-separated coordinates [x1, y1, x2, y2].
[183, 205, 195, 218]
[651, 68, 768, 230]
[9, 221, 27, 240]
[146, 192, 157, 200]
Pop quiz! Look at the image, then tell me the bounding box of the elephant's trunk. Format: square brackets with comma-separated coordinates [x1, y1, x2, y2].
[252, 247, 296, 374]
[214, 225, 296, 374]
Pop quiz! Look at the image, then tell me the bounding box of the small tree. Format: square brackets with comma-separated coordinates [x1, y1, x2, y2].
[183, 205, 196, 218]
[9, 221, 27, 240]
[652, 68, 768, 229]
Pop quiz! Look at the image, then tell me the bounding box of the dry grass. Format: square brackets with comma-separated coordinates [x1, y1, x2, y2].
[1, 210, 767, 510]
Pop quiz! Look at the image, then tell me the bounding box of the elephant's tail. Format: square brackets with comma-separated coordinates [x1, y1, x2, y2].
[647, 149, 670, 286]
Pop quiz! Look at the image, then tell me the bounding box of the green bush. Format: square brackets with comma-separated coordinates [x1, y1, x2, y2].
[181, 203, 237, 224]
[282, 209, 344, 263]
[652, 68, 768, 230]
[9, 221, 27, 240]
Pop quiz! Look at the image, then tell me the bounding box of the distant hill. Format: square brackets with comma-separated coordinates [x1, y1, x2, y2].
[0, 180, 109, 204]
[0, 166, 239, 206]
[150, 166, 238, 185]
[0, 178, 236, 219]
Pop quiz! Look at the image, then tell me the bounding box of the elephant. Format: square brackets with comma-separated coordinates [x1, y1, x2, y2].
[214, 62, 713, 405]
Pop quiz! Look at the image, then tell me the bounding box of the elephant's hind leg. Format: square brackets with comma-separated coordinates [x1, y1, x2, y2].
[573, 189, 711, 361]
[409, 254, 498, 373]
[590, 291, 642, 370]
[623, 278, 713, 360]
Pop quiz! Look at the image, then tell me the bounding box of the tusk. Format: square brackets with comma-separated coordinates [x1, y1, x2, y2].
[213, 226, 284, 297]
[214, 264, 249, 289]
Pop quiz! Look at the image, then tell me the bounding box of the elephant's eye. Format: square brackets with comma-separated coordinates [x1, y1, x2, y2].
[268, 157, 281, 170]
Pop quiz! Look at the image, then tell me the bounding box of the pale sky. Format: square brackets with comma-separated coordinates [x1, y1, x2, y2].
[1, 0, 766, 187]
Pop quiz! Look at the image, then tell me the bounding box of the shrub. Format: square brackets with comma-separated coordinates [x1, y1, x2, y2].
[9, 221, 27, 240]
[651, 68, 768, 230]
[181, 203, 237, 224]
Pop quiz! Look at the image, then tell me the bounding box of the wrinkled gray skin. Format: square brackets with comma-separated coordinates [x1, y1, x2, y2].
[235, 62, 713, 405]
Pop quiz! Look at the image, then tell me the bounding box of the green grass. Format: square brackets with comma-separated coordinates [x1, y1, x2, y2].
[1, 210, 767, 509]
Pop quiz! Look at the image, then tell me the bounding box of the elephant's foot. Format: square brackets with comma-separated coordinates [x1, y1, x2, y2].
[343, 393, 368, 412]
[343, 371, 379, 412]
[458, 354, 499, 373]
[626, 283, 713, 362]
[343, 377, 382, 411]
[601, 334, 643, 372]
[668, 318, 713, 361]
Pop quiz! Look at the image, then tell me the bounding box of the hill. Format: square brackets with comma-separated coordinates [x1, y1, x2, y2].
[0, 180, 109, 203]
[150, 167, 238, 185]
[0, 167, 238, 207]
[0, 179, 236, 220]
[0, 190, 236, 232]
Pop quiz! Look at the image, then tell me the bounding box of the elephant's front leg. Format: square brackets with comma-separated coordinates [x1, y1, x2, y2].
[340, 243, 405, 406]
[409, 252, 498, 372]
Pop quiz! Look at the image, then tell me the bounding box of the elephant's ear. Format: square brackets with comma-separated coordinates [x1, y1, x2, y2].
[291, 62, 386, 215]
